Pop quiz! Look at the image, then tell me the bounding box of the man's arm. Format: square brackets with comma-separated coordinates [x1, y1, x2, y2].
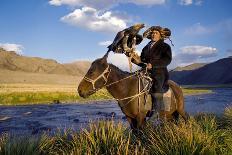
[125, 51, 147, 68]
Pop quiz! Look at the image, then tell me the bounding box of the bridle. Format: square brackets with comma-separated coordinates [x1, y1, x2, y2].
[83, 65, 111, 91]
[83, 64, 152, 104]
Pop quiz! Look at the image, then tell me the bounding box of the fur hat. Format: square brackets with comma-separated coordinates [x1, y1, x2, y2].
[143, 26, 171, 40]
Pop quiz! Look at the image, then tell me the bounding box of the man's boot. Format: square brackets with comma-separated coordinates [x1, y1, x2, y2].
[148, 93, 164, 122]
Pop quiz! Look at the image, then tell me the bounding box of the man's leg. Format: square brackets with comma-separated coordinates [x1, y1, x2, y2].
[149, 74, 165, 121]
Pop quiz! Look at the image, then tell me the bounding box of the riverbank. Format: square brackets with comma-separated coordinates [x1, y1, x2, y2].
[0, 106, 231, 155]
[0, 83, 212, 105]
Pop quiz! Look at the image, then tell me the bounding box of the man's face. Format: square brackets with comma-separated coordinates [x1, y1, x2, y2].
[151, 30, 161, 42]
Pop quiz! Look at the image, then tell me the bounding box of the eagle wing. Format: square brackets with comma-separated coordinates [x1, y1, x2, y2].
[107, 30, 125, 52]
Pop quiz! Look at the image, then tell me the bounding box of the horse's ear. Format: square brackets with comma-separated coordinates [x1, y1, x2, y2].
[102, 50, 110, 60]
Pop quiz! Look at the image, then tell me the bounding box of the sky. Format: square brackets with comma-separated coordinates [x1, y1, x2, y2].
[0, 0, 231, 70]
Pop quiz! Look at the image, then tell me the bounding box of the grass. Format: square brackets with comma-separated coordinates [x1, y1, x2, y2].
[182, 88, 212, 96]
[0, 83, 112, 105]
[0, 90, 112, 105]
[0, 83, 211, 105]
[0, 106, 232, 155]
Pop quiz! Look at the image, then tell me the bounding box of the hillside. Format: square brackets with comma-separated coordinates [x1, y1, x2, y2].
[172, 63, 207, 71]
[0, 48, 91, 84]
[63, 61, 91, 75]
[0, 48, 91, 76]
[170, 57, 232, 85]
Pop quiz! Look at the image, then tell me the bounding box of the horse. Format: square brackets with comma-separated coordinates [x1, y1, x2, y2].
[78, 52, 188, 129]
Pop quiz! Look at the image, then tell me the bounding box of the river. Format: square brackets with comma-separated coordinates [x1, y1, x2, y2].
[0, 88, 231, 135]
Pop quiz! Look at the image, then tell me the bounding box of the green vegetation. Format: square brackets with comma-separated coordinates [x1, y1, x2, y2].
[0, 83, 211, 105]
[182, 88, 212, 95]
[0, 107, 231, 155]
[0, 90, 112, 105]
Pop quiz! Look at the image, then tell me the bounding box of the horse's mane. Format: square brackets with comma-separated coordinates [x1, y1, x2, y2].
[108, 63, 133, 76]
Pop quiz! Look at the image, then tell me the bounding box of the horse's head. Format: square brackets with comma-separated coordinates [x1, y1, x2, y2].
[78, 52, 110, 98]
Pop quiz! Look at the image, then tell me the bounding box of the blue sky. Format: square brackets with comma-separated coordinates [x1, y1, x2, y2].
[0, 0, 231, 69]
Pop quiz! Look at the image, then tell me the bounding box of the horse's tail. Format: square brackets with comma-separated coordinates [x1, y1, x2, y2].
[168, 80, 184, 110]
[168, 80, 188, 121]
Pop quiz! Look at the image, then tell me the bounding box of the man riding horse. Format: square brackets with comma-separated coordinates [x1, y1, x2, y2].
[112, 24, 173, 121]
[78, 24, 188, 129]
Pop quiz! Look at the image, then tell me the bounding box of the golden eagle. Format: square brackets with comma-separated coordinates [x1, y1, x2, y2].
[107, 23, 145, 54]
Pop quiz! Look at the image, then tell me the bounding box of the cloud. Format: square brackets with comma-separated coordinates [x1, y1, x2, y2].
[184, 19, 232, 41]
[178, 0, 202, 6]
[179, 0, 193, 5]
[126, 0, 165, 5]
[107, 52, 141, 72]
[180, 45, 217, 56]
[173, 45, 217, 66]
[184, 23, 212, 36]
[0, 43, 24, 54]
[98, 41, 112, 46]
[50, 0, 166, 32]
[49, 0, 166, 9]
[61, 7, 127, 32]
[49, 0, 118, 10]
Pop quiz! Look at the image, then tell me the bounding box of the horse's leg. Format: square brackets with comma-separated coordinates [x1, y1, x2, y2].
[178, 110, 189, 122]
[136, 112, 147, 129]
[171, 110, 180, 124]
[126, 116, 137, 130]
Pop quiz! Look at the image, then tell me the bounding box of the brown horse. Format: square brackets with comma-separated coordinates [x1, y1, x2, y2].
[78, 52, 188, 129]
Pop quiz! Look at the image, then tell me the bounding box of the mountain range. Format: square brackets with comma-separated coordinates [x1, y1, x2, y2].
[169, 57, 232, 85]
[1, 48, 232, 85]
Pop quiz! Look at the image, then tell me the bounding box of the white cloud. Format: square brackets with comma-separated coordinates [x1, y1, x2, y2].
[49, 0, 166, 32]
[127, 0, 165, 5]
[107, 52, 141, 72]
[0, 43, 24, 54]
[49, 0, 76, 6]
[178, 0, 202, 6]
[98, 40, 112, 46]
[180, 45, 217, 56]
[173, 45, 217, 67]
[49, 0, 118, 10]
[61, 7, 127, 32]
[49, 0, 166, 8]
[179, 0, 192, 5]
[184, 23, 212, 36]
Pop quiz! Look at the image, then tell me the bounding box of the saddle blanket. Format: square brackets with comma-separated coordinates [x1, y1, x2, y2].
[161, 89, 172, 112]
[144, 88, 172, 112]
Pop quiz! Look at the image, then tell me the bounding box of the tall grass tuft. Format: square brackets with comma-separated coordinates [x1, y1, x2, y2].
[39, 120, 145, 155]
[138, 115, 231, 155]
[0, 133, 41, 155]
[221, 106, 232, 154]
[223, 106, 232, 128]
